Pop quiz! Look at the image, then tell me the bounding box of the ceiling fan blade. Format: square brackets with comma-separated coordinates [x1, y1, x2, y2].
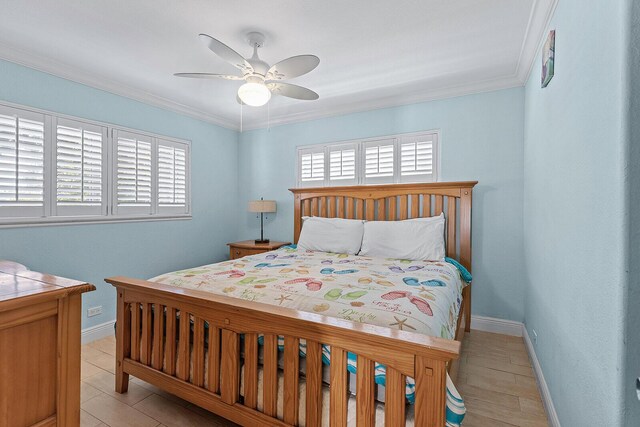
[198, 34, 253, 73]
[174, 72, 244, 80]
[266, 55, 320, 80]
[267, 82, 319, 100]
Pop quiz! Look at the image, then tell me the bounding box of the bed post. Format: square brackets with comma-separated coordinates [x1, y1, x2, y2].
[460, 187, 473, 332]
[293, 193, 302, 243]
[115, 288, 130, 393]
[414, 356, 447, 426]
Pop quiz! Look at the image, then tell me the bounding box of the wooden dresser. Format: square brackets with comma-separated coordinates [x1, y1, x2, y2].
[0, 260, 95, 427]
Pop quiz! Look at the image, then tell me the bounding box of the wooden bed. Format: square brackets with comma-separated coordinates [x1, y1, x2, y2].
[106, 181, 476, 427]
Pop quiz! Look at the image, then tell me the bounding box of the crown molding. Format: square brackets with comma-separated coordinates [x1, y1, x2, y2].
[517, 0, 560, 84]
[0, 41, 239, 130]
[0, 0, 558, 132]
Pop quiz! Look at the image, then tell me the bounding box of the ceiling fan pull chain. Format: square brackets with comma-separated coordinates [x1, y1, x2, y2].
[240, 102, 243, 133]
[268, 101, 270, 132]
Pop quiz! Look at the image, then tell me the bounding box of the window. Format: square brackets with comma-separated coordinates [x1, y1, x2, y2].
[363, 138, 395, 184]
[0, 105, 46, 218]
[54, 118, 106, 216]
[157, 139, 188, 215]
[399, 134, 436, 182]
[328, 143, 357, 185]
[299, 148, 325, 186]
[0, 101, 191, 227]
[296, 131, 438, 187]
[114, 130, 153, 215]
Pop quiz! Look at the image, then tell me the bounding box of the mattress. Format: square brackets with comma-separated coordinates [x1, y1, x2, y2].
[151, 245, 467, 425]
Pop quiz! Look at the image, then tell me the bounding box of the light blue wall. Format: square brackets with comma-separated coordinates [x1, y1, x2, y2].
[0, 59, 239, 329]
[523, 1, 630, 425]
[623, 0, 640, 424]
[238, 88, 526, 321]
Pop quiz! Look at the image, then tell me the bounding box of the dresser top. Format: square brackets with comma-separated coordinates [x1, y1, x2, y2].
[0, 260, 95, 309]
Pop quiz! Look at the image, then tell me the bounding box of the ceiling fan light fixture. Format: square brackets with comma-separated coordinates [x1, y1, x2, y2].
[238, 82, 271, 107]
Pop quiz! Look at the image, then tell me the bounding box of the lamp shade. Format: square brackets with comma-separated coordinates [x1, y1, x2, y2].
[248, 200, 276, 213]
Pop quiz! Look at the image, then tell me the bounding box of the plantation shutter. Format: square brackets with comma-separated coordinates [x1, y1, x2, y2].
[298, 147, 325, 186]
[157, 139, 189, 215]
[0, 106, 46, 218]
[113, 130, 153, 215]
[54, 118, 106, 216]
[363, 138, 395, 184]
[399, 134, 437, 182]
[328, 143, 357, 185]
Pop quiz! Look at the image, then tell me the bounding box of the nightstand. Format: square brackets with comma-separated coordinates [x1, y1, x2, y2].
[227, 240, 291, 260]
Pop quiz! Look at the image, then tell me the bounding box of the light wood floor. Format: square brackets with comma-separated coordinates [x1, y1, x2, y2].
[80, 330, 549, 427]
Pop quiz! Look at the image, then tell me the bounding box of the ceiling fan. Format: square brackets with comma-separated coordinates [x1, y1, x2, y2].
[175, 32, 320, 107]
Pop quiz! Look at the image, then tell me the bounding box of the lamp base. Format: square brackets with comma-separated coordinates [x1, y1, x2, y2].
[254, 239, 270, 244]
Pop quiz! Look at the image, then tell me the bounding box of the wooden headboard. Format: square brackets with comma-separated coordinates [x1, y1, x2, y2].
[289, 181, 477, 270]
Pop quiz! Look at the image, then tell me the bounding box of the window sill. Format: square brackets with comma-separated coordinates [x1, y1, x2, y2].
[0, 214, 192, 229]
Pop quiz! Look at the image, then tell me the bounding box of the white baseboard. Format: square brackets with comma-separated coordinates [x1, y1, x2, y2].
[82, 320, 115, 344]
[471, 315, 524, 336]
[523, 327, 561, 427]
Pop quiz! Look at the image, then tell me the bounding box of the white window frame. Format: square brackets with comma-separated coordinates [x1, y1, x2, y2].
[0, 100, 192, 228]
[156, 138, 190, 216]
[53, 117, 108, 218]
[295, 130, 440, 187]
[327, 142, 359, 186]
[0, 104, 50, 219]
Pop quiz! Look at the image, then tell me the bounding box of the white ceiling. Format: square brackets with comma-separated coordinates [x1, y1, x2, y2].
[0, 0, 556, 130]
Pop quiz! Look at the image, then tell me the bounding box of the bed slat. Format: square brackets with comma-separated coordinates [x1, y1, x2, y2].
[244, 333, 259, 409]
[330, 347, 348, 427]
[305, 340, 323, 427]
[376, 199, 385, 221]
[328, 196, 335, 218]
[130, 303, 140, 362]
[263, 334, 278, 417]
[411, 195, 419, 218]
[206, 325, 220, 393]
[151, 303, 164, 370]
[321, 197, 328, 217]
[164, 307, 176, 375]
[385, 367, 406, 426]
[356, 199, 364, 219]
[345, 197, 353, 219]
[311, 198, 319, 216]
[141, 303, 152, 365]
[220, 330, 239, 405]
[356, 355, 376, 427]
[435, 195, 443, 215]
[303, 199, 310, 217]
[399, 195, 408, 220]
[423, 194, 431, 217]
[177, 311, 190, 381]
[365, 199, 375, 220]
[447, 197, 457, 258]
[283, 337, 300, 425]
[192, 318, 205, 387]
[337, 197, 345, 218]
[388, 197, 396, 220]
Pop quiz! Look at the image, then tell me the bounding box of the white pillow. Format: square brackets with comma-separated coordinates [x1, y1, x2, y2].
[359, 213, 446, 261]
[298, 217, 364, 255]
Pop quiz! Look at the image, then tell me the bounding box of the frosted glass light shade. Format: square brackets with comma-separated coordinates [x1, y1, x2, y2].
[238, 82, 271, 107]
[248, 200, 276, 213]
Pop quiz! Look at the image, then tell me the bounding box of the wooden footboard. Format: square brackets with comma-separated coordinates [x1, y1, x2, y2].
[107, 276, 460, 427]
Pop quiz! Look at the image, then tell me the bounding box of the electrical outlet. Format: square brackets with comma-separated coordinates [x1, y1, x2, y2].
[87, 306, 102, 317]
[532, 329, 538, 345]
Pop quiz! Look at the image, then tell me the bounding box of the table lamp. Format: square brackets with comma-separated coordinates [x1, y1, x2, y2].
[248, 198, 277, 244]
